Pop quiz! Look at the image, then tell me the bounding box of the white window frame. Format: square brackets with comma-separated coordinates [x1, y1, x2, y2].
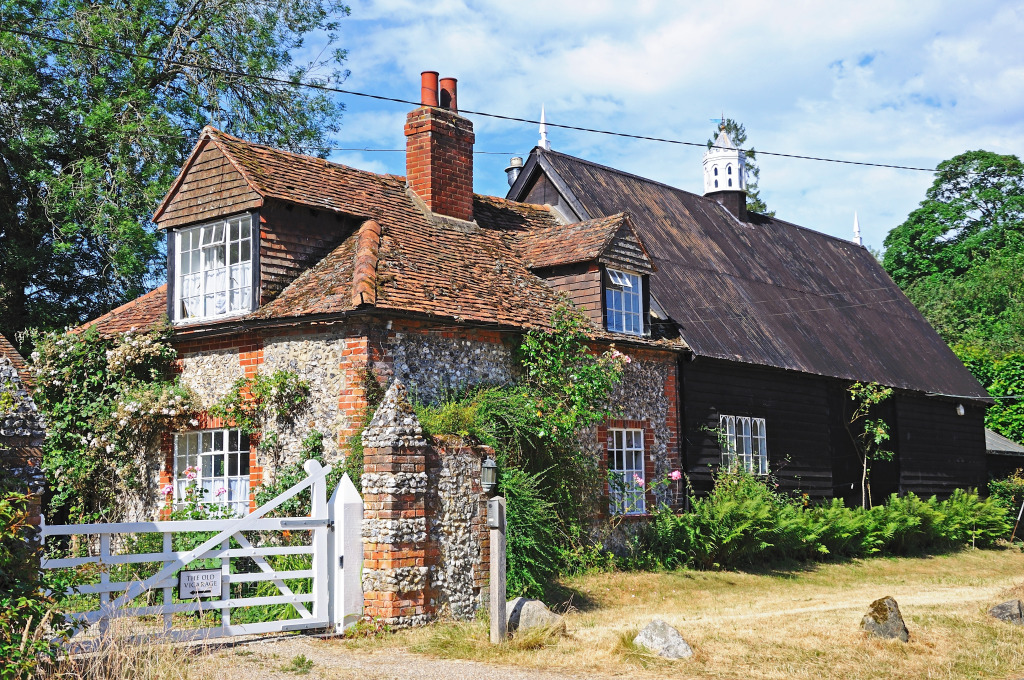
[719, 415, 768, 475]
[174, 214, 254, 322]
[174, 428, 251, 516]
[608, 427, 646, 515]
[605, 268, 643, 336]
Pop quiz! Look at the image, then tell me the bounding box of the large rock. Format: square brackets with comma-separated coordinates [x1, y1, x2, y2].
[506, 597, 566, 636]
[861, 596, 910, 642]
[633, 619, 694, 659]
[989, 600, 1024, 625]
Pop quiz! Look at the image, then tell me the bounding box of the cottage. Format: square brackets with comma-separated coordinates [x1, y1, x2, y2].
[80, 71, 987, 521]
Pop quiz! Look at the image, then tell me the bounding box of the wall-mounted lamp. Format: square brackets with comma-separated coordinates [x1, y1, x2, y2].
[482, 457, 498, 496]
[956, 403, 965, 416]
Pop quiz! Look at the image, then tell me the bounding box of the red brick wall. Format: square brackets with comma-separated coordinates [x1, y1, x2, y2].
[405, 107, 475, 222]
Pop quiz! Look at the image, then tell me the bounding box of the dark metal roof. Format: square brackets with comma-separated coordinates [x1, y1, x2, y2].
[986, 429, 1024, 455]
[514, 149, 989, 401]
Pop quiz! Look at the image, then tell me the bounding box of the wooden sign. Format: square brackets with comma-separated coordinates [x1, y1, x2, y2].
[178, 569, 221, 599]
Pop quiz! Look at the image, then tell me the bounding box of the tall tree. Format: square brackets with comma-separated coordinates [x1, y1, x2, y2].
[707, 118, 774, 217]
[0, 0, 349, 340]
[883, 150, 1024, 290]
[883, 150, 1024, 356]
[883, 150, 1024, 443]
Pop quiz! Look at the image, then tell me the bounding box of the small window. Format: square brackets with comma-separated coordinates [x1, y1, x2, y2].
[714, 179, 719, 188]
[713, 167, 718, 176]
[176, 215, 253, 321]
[728, 178, 733, 187]
[727, 165, 732, 175]
[174, 429, 251, 516]
[605, 268, 643, 336]
[608, 428, 645, 515]
[719, 415, 768, 475]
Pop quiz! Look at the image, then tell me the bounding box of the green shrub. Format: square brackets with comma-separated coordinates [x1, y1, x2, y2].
[990, 468, 1024, 511]
[500, 467, 560, 597]
[630, 469, 1010, 572]
[1, 484, 73, 679]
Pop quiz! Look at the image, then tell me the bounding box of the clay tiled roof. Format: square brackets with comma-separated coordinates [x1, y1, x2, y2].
[78, 285, 168, 337]
[91, 130, 679, 342]
[516, 213, 631, 269]
[0, 334, 31, 384]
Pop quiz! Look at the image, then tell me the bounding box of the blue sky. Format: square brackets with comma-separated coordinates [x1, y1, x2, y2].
[297, 0, 1024, 251]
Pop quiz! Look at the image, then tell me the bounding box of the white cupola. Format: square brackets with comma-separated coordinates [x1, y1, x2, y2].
[703, 125, 746, 196]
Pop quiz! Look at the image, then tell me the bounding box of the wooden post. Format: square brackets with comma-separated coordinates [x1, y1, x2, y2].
[489, 496, 506, 644]
[310, 459, 329, 624]
[328, 473, 364, 633]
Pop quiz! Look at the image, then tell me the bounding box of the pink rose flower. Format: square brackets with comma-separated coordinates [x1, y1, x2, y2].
[633, 474, 644, 487]
[670, 470, 682, 481]
[161, 484, 174, 496]
[215, 487, 227, 497]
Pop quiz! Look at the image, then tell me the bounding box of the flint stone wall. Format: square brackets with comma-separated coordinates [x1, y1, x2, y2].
[178, 329, 354, 468]
[178, 348, 244, 406]
[261, 330, 351, 461]
[0, 358, 45, 524]
[388, 331, 514, 405]
[584, 358, 675, 499]
[427, 438, 488, 620]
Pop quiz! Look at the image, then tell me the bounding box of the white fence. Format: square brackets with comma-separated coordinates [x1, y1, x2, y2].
[40, 460, 363, 642]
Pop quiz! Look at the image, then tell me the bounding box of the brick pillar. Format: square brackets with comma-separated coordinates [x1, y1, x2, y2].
[360, 381, 436, 627]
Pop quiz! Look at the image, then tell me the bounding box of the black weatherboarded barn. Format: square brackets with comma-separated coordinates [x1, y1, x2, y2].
[507, 146, 990, 504]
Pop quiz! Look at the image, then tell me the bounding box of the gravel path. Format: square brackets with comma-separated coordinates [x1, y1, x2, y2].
[198, 635, 607, 680]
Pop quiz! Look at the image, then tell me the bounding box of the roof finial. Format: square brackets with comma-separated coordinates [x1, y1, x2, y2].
[539, 105, 551, 151]
[720, 111, 726, 132]
[853, 211, 863, 246]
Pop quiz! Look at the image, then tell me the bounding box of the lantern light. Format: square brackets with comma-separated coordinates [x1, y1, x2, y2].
[482, 457, 498, 496]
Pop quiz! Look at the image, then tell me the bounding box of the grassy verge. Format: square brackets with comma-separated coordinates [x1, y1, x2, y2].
[322, 547, 1024, 679]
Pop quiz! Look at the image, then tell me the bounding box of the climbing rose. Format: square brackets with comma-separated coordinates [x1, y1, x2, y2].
[161, 484, 173, 496]
[215, 487, 227, 497]
[633, 474, 644, 487]
[670, 470, 682, 481]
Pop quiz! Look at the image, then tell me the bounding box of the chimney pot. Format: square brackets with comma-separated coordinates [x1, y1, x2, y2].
[406, 73, 474, 221]
[439, 77, 457, 112]
[421, 71, 439, 107]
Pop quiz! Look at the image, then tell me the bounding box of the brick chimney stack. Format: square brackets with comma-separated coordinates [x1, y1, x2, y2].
[405, 71, 475, 222]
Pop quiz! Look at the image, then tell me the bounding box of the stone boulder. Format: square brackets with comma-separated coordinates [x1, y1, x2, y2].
[506, 597, 566, 636]
[989, 600, 1024, 625]
[861, 596, 909, 642]
[633, 619, 694, 659]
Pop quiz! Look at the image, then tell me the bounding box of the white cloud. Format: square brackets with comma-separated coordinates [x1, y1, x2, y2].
[312, 0, 1024, 250]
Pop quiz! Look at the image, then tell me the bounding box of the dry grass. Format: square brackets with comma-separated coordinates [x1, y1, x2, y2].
[35, 620, 208, 680]
[330, 547, 1024, 679]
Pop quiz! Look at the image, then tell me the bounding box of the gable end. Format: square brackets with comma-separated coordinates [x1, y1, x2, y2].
[156, 139, 263, 229]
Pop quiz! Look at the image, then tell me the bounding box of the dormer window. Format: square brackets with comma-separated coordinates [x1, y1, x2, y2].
[174, 214, 253, 322]
[605, 268, 643, 335]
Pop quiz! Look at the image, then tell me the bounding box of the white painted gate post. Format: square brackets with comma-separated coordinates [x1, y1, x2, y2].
[309, 460, 329, 623]
[328, 473, 364, 632]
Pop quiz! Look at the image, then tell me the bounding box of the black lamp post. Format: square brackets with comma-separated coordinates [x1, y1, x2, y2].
[481, 456, 498, 496]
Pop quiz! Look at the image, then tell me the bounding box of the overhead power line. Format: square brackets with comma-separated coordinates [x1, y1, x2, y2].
[0, 26, 939, 173]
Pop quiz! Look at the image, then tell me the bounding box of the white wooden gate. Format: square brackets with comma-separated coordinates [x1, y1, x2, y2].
[40, 460, 363, 641]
